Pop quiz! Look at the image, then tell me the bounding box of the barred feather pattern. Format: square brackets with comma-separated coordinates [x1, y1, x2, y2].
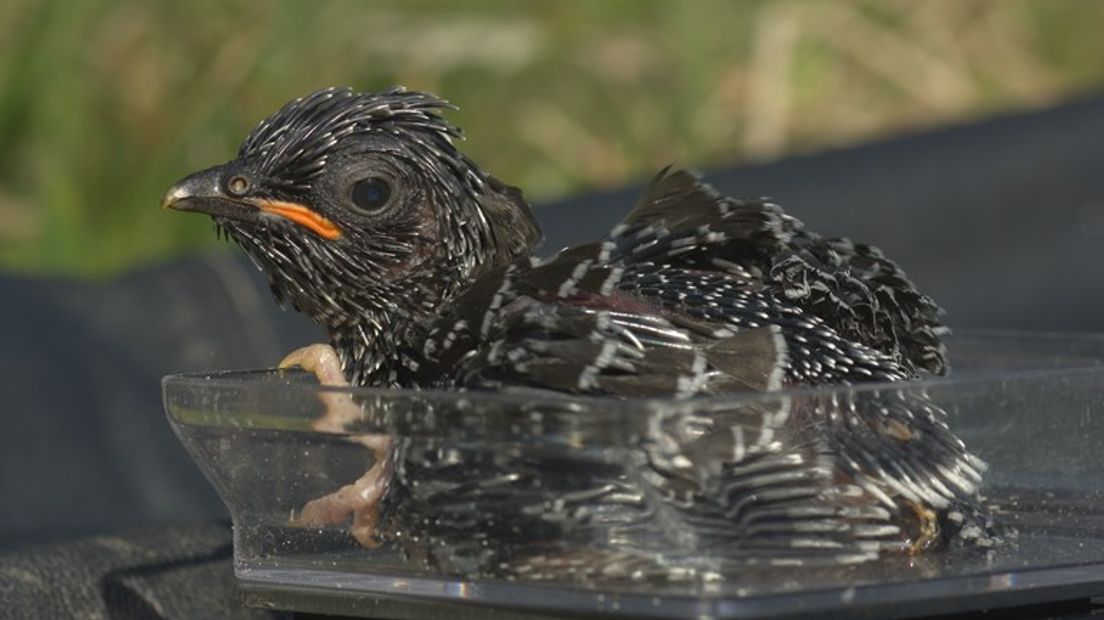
[382, 168, 989, 570]
[416, 168, 939, 393]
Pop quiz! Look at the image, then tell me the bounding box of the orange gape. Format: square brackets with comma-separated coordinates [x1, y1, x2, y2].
[255, 199, 343, 240]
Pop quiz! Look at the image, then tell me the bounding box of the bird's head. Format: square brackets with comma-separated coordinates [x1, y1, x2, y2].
[163, 86, 541, 329]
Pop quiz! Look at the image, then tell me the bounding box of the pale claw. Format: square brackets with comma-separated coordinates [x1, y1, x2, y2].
[279, 343, 358, 433]
[279, 343, 348, 385]
[281, 343, 395, 546]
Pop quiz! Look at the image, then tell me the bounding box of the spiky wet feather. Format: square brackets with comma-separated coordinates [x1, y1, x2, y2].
[240, 87, 477, 198]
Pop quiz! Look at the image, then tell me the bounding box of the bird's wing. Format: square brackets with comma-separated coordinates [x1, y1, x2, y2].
[769, 235, 948, 375]
[419, 228, 911, 394]
[602, 167, 948, 376]
[603, 167, 797, 279]
[441, 263, 981, 505]
[415, 294, 915, 565]
[442, 277, 793, 396]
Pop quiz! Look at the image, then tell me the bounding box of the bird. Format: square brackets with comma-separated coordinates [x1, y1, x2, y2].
[163, 86, 992, 575]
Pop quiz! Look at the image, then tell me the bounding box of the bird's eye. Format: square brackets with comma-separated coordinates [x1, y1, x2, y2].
[350, 177, 393, 212]
[227, 175, 250, 195]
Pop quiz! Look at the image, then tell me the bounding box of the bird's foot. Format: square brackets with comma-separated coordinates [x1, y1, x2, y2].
[292, 434, 395, 547]
[905, 500, 941, 555]
[279, 343, 359, 433]
[280, 343, 347, 385]
[280, 343, 395, 547]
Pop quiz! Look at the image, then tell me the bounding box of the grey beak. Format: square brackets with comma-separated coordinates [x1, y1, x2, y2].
[161, 166, 250, 219]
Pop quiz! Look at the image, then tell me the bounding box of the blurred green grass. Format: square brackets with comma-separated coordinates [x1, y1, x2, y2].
[2, 0, 1103, 276]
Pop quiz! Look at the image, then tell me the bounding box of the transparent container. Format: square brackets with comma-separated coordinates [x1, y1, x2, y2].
[164, 331, 1104, 619]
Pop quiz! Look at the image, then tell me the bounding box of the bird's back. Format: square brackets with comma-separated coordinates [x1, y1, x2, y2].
[415, 167, 946, 395]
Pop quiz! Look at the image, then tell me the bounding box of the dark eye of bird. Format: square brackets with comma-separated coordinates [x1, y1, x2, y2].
[350, 177, 393, 212]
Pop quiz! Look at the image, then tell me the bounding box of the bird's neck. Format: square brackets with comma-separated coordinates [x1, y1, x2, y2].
[321, 275, 451, 386]
[329, 320, 399, 387]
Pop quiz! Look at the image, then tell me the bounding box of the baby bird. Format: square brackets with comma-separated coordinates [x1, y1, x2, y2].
[163, 87, 988, 568]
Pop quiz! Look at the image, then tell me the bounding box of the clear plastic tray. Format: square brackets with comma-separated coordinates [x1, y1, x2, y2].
[164, 331, 1104, 619]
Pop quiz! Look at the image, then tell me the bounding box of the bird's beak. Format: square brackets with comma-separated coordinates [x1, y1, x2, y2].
[161, 166, 250, 219]
[162, 166, 342, 240]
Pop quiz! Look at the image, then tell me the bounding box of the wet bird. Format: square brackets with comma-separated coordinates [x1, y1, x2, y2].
[163, 87, 990, 570]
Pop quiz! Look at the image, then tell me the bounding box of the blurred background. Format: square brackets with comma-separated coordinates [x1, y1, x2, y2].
[3, 0, 1104, 276]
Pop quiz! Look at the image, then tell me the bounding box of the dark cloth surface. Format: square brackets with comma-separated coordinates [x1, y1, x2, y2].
[0, 521, 283, 619]
[1, 93, 1103, 617]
